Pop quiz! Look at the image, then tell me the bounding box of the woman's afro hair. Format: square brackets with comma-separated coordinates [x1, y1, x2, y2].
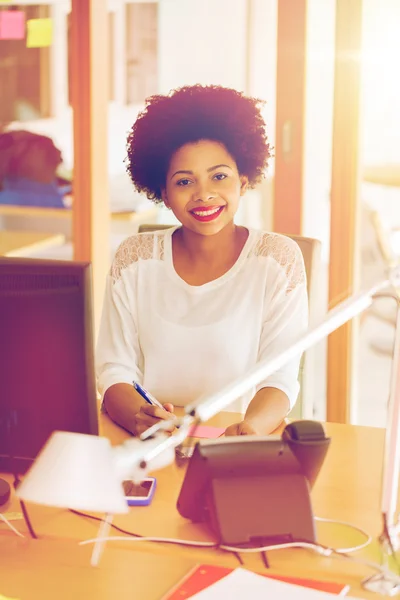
[125, 85, 271, 203]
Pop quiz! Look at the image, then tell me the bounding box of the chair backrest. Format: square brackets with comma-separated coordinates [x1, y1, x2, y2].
[282, 234, 321, 419]
[284, 233, 321, 322]
[138, 224, 321, 418]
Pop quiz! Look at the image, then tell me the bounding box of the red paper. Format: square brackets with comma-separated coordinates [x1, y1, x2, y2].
[0, 11, 25, 40]
[187, 425, 225, 439]
[162, 564, 350, 599]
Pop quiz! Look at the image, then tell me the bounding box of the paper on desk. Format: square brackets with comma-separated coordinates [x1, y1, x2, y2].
[187, 425, 225, 439]
[190, 568, 356, 599]
[2, 513, 23, 521]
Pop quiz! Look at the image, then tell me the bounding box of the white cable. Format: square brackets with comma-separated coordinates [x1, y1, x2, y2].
[79, 536, 331, 557]
[315, 516, 372, 553]
[0, 513, 25, 538]
[224, 542, 400, 586]
[79, 536, 216, 548]
[221, 541, 330, 555]
[78, 534, 400, 585]
[79, 517, 372, 555]
[79, 537, 331, 557]
[79, 536, 327, 555]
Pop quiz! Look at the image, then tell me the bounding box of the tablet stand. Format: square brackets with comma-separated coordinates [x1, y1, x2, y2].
[177, 420, 331, 546]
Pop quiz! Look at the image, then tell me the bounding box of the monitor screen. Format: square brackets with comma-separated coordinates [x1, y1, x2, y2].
[0, 257, 98, 474]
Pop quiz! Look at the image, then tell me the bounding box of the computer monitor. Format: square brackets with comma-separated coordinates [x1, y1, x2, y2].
[0, 257, 98, 475]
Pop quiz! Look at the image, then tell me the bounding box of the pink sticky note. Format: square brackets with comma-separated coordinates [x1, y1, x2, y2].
[0, 10, 25, 40]
[188, 425, 225, 439]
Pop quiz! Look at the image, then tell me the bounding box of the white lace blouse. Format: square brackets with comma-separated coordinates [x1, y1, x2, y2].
[96, 227, 308, 413]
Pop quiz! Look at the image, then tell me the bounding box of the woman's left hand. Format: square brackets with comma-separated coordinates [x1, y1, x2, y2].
[224, 420, 258, 436]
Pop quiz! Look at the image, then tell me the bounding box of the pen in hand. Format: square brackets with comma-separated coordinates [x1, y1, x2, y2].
[133, 381, 166, 411]
[133, 381, 176, 439]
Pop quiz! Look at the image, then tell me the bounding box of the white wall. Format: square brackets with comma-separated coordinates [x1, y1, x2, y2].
[302, 0, 400, 254]
[246, 0, 277, 231]
[157, 0, 276, 230]
[361, 0, 400, 167]
[302, 0, 336, 262]
[360, 0, 400, 229]
[248, 0, 277, 148]
[158, 0, 248, 93]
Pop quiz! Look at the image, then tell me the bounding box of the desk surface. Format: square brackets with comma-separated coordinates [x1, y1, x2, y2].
[0, 230, 66, 257]
[0, 414, 393, 599]
[0, 204, 158, 223]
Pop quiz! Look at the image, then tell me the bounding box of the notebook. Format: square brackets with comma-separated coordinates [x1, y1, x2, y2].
[162, 564, 350, 599]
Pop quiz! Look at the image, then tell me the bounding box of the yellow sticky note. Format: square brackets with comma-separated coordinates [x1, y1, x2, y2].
[0, 595, 20, 600]
[26, 18, 52, 48]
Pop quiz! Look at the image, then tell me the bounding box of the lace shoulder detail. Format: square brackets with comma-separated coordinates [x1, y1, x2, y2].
[250, 232, 306, 293]
[110, 232, 164, 283]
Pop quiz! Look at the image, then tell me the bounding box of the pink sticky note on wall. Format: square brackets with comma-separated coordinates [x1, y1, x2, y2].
[188, 425, 225, 439]
[0, 11, 25, 40]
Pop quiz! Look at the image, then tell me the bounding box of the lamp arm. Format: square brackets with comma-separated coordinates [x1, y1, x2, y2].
[127, 270, 400, 477]
[112, 417, 195, 481]
[380, 293, 400, 531]
[186, 278, 392, 423]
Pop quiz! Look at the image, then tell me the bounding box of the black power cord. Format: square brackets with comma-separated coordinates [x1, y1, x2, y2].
[12, 475, 38, 539]
[69, 509, 143, 538]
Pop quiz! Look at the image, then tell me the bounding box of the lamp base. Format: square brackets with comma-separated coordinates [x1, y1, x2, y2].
[363, 573, 400, 596]
[0, 478, 11, 506]
[362, 529, 400, 597]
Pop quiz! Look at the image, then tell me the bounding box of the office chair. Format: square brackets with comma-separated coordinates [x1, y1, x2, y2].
[138, 224, 321, 419]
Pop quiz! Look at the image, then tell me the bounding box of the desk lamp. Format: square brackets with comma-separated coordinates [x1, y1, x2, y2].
[16, 266, 400, 590]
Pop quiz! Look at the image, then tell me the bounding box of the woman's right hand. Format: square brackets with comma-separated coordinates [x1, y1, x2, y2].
[133, 402, 176, 437]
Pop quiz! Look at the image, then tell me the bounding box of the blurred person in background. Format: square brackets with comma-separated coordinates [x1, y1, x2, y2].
[0, 129, 71, 208]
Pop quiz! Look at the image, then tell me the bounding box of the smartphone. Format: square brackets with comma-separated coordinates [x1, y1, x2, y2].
[122, 477, 156, 506]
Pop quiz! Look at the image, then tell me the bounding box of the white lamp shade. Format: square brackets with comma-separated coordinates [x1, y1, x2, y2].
[16, 431, 128, 514]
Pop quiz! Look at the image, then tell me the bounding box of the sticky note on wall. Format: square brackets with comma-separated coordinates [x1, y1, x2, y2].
[26, 18, 52, 48]
[0, 11, 25, 40]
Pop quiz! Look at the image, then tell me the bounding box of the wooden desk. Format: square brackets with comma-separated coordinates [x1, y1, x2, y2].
[0, 414, 393, 599]
[0, 537, 199, 600]
[0, 204, 158, 224]
[0, 230, 65, 257]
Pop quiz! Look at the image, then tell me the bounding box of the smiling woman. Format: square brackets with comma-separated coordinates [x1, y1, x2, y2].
[125, 85, 269, 202]
[163, 141, 246, 234]
[96, 85, 308, 439]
